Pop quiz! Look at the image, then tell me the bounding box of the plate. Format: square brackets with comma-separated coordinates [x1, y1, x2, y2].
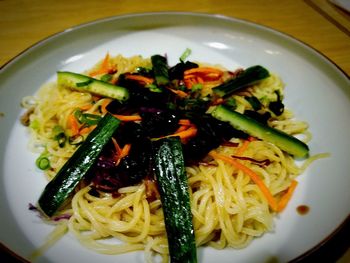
[0, 12, 349, 263]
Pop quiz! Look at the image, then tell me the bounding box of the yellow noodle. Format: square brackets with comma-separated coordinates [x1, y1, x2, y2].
[25, 54, 328, 262]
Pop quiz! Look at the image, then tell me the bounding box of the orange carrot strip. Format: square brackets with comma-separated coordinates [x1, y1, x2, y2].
[175, 125, 189, 133]
[111, 137, 122, 155]
[209, 151, 278, 211]
[235, 139, 251, 156]
[212, 98, 224, 106]
[162, 126, 198, 143]
[89, 53, 113, 77]
[178, 119, 192, 126]
[184, 78, 195, 89]
[113, 115, 142, 122]
[79, 104, 93, 111]
[125, 75, 154, 85]
[79, 125, 96, 135]
[235, 136, 257, 156]
[100, 53, 110, 70]
[100, 99, 113, 114]
[167, 88, 189, 98]
[196, 76, 204, 84]
[119, 143, 131, 159]
[184, 67, 223, 76]
[277, 180, 298, 212]
[184, 74, 194, 80]
[68, 114, 80, 136]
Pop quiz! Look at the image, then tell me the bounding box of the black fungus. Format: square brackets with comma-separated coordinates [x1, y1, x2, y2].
[115, 138, 154, 185]
[140, 108, 180, 137]
[114, 122, 149, 146]
[268, 91, 284, 116]
[183, 114, 248, 162]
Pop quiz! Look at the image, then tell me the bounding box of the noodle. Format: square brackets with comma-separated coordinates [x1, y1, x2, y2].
[23, 53, 327, 262]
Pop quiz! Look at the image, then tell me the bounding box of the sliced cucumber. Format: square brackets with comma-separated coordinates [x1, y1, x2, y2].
[57, 71, 129, 101]
[210, 105, 309, 158]
[153, 137, 197, 263]
[38, 113, 121, 217]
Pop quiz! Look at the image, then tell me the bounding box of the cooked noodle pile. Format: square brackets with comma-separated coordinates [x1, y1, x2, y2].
[22, 54, 325, 262]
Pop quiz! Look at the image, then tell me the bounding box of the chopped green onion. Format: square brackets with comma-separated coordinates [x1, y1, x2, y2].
[52, 125, 67, 148]
[191, 83, 203, 92]
[74, 109, 102, 126]
[76, 79, 93, 87]
[36, 155, 50, 170]
[29, 119, 40, 130]
[180, 48, 192, 62]
[101, 74, 112, 82]
[55, 133, 67, 148]
[225, 97, 237, 109]
[74, 108, 83, 120]
[146, 83, 163, 93]
[81, 113, 102, 126]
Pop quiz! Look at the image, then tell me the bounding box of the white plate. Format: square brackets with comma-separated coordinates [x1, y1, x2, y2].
[0, 12, 349, 263]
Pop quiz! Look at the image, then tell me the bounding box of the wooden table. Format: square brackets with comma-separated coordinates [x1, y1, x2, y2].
[1, 0, 349, 75]
[0, 0, 349, 262]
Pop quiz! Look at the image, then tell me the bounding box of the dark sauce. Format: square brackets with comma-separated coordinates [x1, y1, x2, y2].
[297, 205, 310, 215]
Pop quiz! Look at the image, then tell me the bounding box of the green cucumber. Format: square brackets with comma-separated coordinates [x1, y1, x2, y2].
[213, 65, 270, 97]
[153, 137, 197, 263]
[210, 105, 309, 158]
[38, 113, 121, 217]
[57, 71, 129, 101]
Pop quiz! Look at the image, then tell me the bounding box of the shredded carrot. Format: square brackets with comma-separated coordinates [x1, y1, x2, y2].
[113, 115, 142, 122]
[79, 104, 93, 111]
[178, 119, 192, 126]
[209, 150, 278, 211]
[184, 67, 223, 76]
[184, 78, 196, 89]
[111, 137, 122, 155]
[175, 125, 189, 133]
[196, 76, 204, 84]
[111, 138, 131, 164]
[167, 88, 189, 98]
[161, 125, 197, 143]
[79, 125, 96, 135]
[212, 98, 224, 105]
[235, 137, 256, 156]
[277, 180, 298, 212]
[89, 53, 115, 77]
[235, 139, 250, 156]
[184, 67, 224, 83]
[119, 144, 131, 159]
[100, 99, 113, 114]
[125, 75, 154, 85]
[67, 114, 79, 136]
[175, 119, 194, 133]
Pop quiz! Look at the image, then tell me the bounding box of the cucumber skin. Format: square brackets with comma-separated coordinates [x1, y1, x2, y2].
[211, 105, 309, 158]
[212, 65, 270, 97]
[153, 137, 197, 263]
[38, 114, 121, 217]
[57, 71, 129, 101]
